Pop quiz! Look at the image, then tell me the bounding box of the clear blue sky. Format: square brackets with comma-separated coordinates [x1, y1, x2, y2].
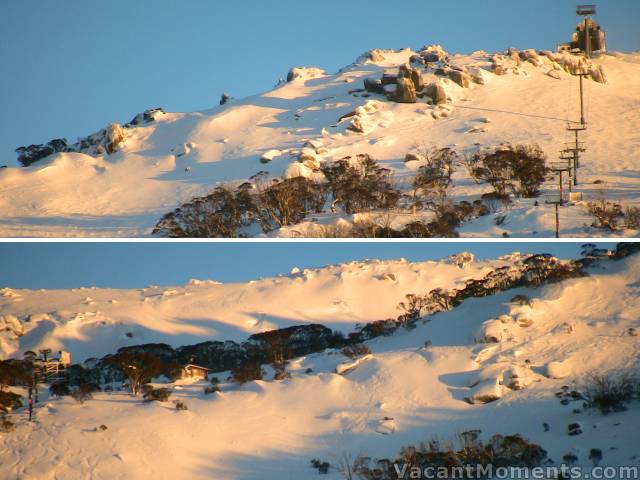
[1, 0, 638, 167]
[0, 242, 615, 289]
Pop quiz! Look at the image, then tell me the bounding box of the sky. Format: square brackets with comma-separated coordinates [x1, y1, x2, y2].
[0, 241, 617, 289]
[1, 0, 639, 166]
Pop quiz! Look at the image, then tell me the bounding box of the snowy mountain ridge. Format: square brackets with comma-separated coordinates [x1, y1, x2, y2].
[1, 246, 640, 479]
[1, 44, 639, 237]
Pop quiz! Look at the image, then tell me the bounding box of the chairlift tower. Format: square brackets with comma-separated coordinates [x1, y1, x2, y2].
[546, 162, 572, 237]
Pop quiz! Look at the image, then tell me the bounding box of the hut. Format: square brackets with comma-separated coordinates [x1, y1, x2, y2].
[181, 364, 210, 380]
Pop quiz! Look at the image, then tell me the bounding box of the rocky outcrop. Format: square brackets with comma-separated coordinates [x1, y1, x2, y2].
[286, 67, 326, 82]
[104, 123, 125, 154]
[126, 107, 165, 126]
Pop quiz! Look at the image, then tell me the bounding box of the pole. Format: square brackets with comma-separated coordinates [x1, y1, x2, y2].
[579, 74, 585, 125]
[555, 203, 560, 238]
[573, 152, 578, 186]
[584, 16, 591, 59]
[559, 170, 564, 203]
[28, 387, 33, 422]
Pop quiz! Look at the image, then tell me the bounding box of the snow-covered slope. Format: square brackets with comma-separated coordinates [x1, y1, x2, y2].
[1, 250, 640, 479]
[0, 254, 506, 362]
[1, 47, 639, 237]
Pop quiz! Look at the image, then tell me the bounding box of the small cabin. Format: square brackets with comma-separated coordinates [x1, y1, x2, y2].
[181, 364, 210, 380]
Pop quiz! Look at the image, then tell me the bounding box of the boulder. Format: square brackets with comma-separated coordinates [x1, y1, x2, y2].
[364, 78, 385, 94]
[381, 73, 398, 85]
[127, 107, 165, 126]
[422, 52, 441, 63]
[546, 70, 561, 80]
[590, 65, 606, 84]
[260, 149, 282, 164]
[448, 69, 471, 88]
[424, 83, 447, 104]
[286, 67, 326, 82]
[104, 123, 125, 154]
[393, 77, 417, 103]
[410, 69, 424, 91]
[468, 67, 485, 85]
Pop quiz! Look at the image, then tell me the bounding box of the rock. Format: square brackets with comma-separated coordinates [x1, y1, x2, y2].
[410, 69, 424, 91]
[260, 149, 282, 164]
[336, 354, 372, 375]
[364, 78, 385, 94]
[286, 67, 326, 82]
[468, 67, 485, 85]
[590, 65, 607, 84]
[448, 69, 471, 88]
[398, 64, 412, 78]
[492, 63, 507, 75]
[420, 44, 449, 63]
[304, 140, 323, 150]
[104, 123, 125, 154]
[298, 150, 320, 171]
[475, 319, 505, 343]
[466, 378, 501, 404]
[546, 70, 561, 80]
[422, 52, 441, 63]
[423, 83, 447, 105]
[393, 77, 417, 103]
[545, 361, 570, 379]
[127, 107, 165, 126]
[519, 49, 541, 66]
[404, 153, 422, 163]
[364, 49, 386, 63]
[284, 161, 314, 179]
[448, 252, 475, 268]
[381, 73, 398, 86]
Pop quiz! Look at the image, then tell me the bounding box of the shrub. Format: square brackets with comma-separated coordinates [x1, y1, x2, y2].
[466, 144, 548, 197]
[321, 155, 400, 214]
[311, 458, 331, 474]
[254, 176, 325, 230]
[587, 200, 623, 230]
[49, 382, 71, 397]
[0, 414, 15, 433]
[204, 385, 220, 395]
[481, 191, 512, 213]
[582, 373, 636, 414]
[153, 186, 256, 237]
[341, 344, 371, 359]
[231, 361, 264, 384]
[0, 390, 23, 413]
[624, 206, 640, 229]
[510, 294, 533, 307]
[410, 146, 457, 211]
[143, 387, 172, 402]
[589, 448, 603, 466]
[354, 432, 547, 479]
[71, 383, 98, 404]
[174, 400, 188, 411]
[0, 360, 29, 391]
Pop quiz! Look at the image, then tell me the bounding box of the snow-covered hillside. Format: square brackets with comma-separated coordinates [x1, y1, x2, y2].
[1, 248, 639, 479]
[0, 46, 638, 237]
